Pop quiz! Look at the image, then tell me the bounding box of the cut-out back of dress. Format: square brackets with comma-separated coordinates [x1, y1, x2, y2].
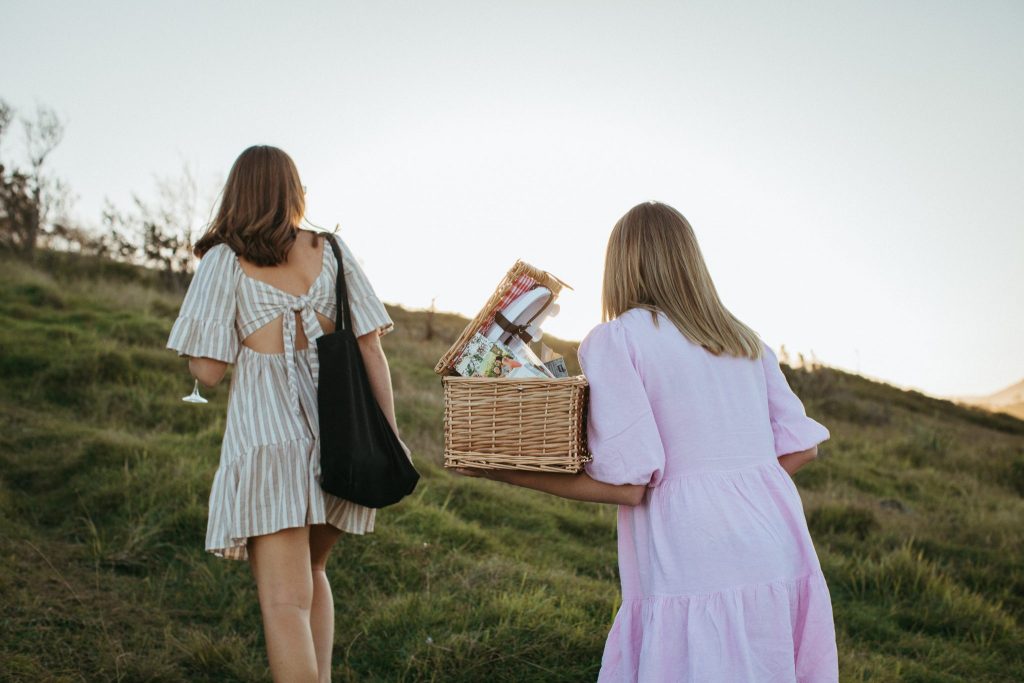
[235, 234, 336, 353]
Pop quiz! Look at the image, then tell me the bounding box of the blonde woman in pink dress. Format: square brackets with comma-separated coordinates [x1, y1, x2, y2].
[458, 201, 839, 682]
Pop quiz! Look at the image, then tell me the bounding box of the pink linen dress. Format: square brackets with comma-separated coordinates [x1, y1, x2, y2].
[578, 308, 838, 683]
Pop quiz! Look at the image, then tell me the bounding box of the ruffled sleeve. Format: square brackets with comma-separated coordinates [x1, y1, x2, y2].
[337, 236, 394, 338]
[166, 244, 240, 363]
[578, 320, 665, 487]
[761, 342, 830, 456]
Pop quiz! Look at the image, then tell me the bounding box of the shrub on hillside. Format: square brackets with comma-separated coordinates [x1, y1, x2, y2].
[1010, 457, 1024, 497]
[890, 427, 953, 468]
[818, 392, 892, 426]
[808, 504, 880, 540]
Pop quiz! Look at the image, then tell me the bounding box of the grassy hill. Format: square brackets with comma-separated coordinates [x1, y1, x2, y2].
[1, 249, 1023, 682]
[958, 380, 1024, 421]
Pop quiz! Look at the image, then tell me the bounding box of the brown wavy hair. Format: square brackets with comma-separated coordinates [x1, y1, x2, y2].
[193, 145, 308, 265]
[602, 201, 762, 359]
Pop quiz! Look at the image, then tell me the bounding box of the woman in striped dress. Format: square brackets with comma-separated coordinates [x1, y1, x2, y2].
[166, 145, 399, 682]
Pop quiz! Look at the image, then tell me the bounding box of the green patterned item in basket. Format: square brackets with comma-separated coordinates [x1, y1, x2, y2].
[452, 332, 552, 379]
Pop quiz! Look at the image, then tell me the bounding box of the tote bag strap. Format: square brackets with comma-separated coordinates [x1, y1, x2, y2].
[323, 233, 354, 336]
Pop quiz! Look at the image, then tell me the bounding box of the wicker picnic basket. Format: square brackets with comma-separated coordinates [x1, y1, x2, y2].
[435, 261, 591, 473]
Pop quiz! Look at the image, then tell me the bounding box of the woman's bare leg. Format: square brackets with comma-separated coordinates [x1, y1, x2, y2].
[309, 524, 343, 682]
[248, 526, 318, 683]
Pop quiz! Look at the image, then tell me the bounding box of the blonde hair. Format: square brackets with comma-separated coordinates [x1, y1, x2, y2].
[602, 201, 761, 359]
[194, 145, 310, 265]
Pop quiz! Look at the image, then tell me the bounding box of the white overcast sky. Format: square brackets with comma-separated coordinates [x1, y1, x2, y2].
[2, 1, 1022, 397]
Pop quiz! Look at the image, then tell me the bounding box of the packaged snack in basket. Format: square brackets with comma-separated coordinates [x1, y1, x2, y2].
[539, 343, 569, 378]
[453, 332, 553, 379]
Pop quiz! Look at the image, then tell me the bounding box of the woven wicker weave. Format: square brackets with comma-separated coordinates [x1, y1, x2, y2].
[443, 375, 590, 472]
[436, 260, 590, 472]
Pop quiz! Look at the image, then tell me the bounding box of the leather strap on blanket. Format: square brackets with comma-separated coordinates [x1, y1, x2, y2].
[493, 311, 535, 343]
[495, 288, 555, 345]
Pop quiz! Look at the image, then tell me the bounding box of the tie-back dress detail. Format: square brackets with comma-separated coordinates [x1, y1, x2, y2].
[166, 237, 394, 561]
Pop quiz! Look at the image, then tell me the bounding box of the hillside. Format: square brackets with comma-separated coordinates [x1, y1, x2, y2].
[2, 249, 1024, 682]
[1004, 402, 1024, 420]
[958, 380, 1024, 421]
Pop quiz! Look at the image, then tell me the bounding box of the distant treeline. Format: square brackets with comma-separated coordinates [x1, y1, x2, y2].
[0, 96, 209, 289]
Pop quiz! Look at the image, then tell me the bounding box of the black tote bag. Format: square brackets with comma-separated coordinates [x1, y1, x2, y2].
[316, 234, 419, 508]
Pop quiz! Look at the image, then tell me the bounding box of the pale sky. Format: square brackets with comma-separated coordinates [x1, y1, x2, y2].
[2, 1, 1022, 397]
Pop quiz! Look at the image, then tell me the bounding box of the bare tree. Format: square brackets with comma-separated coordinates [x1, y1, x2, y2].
[99, 163, 209, 287]
[22, 104, 69, 255]
[0, 100, 71, 255]
[424, 296, 438, 341]
[94, 200, 143, 262]
[142, 164, 206, 287]
[0, 100, 12, 143]
[0, 99, 33, 252]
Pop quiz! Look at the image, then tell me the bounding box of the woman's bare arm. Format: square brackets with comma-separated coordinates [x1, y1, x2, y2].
[189, 357, 228, 387]
[459, 468, 646, 506]
[778, 446, 818, 476]
[358, 330, 399, 436]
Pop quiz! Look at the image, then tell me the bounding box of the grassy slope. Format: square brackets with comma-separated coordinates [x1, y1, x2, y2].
[1, 250, 1023, 682]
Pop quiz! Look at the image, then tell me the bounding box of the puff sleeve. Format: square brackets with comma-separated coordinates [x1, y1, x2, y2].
[578, 320, 665, 487]
[166, 244, 240, 363]
[761, 342, 830, 456]
[337, 237, 394, 338]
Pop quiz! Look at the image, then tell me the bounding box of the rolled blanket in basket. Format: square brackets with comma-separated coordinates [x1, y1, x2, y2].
[477, 273, 537, 334]
[483, 286, 559, 349]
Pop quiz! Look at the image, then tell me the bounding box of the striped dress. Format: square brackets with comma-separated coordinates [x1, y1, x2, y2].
[166, 233, 394, 561]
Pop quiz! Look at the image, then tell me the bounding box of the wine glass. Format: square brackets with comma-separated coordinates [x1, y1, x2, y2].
[182, 379, 208, 404]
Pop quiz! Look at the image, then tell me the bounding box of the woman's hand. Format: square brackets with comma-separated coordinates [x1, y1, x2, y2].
[778, 446, 818, 476]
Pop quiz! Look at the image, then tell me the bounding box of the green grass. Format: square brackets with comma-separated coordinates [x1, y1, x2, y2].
[1, 249, 1023, 681]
